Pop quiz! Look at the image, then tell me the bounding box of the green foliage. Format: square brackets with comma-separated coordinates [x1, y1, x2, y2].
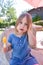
[9, 21, 15, 26]
[0, 0, 17, 28]
[0, 21, 16, 28]
[0, 22, 8, 28]
[6, 7, 17, 22]
[34, 22, 43, 26]
[0, 18, 3, 23]
[32, 15, 41, 22]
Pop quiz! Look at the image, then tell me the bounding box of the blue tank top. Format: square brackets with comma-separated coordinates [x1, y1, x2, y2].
[8, 33, 31, 59]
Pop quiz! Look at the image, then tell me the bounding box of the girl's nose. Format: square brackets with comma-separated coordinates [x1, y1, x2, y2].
[21, 24, 24, 28]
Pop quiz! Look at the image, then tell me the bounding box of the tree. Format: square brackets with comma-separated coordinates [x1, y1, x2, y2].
[6, 7, 17, 22]
[0, 0, 17, 28]
[0, 0, 17, 23]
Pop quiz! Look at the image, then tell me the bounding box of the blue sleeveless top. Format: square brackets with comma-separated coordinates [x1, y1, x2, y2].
[8, 33, 31, 59]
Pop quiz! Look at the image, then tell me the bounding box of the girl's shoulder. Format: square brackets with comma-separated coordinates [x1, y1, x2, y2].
[9, 28, 17, 39]
[8, 33, 14, 40]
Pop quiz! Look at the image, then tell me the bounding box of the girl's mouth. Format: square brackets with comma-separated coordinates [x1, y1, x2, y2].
[20, 29, 24, 31]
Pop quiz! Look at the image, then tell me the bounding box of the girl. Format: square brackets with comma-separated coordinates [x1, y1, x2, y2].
[3, 13, 39, 65]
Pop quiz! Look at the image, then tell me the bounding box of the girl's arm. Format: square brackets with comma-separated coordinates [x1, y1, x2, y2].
[27, 24, 36, 49]
[3, 43, 12, 52]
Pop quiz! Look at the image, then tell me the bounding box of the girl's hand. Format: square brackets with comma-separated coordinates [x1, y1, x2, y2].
[3, 47, 7, 52]
[3, 44, 12, 52]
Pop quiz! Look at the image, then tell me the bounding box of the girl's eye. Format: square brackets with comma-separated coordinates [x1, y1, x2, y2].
[19, 21, 22, 24]
[25, 23, 28, 26]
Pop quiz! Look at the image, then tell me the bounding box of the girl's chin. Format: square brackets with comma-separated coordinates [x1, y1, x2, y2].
[18, 31, 24, 34]
[19, 32, 23, 34]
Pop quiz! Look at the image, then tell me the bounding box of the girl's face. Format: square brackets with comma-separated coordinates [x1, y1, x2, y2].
[16, 16, 28, 35]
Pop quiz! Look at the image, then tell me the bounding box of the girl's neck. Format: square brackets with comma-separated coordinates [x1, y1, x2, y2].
[14, 29, 24, 37]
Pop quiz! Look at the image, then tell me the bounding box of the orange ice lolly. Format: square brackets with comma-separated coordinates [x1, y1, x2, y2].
[2, 36, 7, 48]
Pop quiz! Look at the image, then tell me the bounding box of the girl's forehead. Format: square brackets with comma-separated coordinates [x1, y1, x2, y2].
[21, 16, 27, 22]
[22, 16, 27, 20]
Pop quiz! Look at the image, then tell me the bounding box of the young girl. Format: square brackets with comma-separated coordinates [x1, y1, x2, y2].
[3, 13, 39, 65]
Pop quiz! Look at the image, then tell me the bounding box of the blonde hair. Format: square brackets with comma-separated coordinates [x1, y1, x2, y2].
[15, 13, 32, 32]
